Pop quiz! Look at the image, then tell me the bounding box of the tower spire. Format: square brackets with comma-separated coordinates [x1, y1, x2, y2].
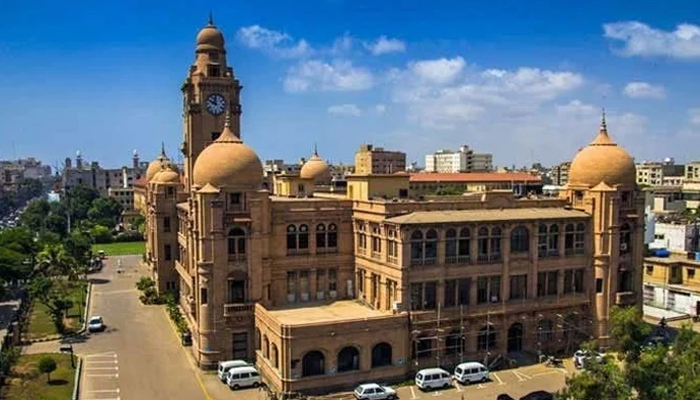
[313, 143, 318, 156]
[601, 108, 607, 130]
[208, 11, 214, 25]
[161, 142, 166, 156]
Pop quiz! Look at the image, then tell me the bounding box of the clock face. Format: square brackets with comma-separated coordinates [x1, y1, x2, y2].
[205, 93, 226, 116]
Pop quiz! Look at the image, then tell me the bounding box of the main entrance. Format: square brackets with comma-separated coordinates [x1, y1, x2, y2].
[507, 323, 524, 353]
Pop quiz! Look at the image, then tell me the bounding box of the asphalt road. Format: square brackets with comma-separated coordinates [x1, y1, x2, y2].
[67, 255, 207, 400]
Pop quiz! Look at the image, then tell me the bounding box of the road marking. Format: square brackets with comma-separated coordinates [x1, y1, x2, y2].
[410, 386, 418, 399]
[85, 360, 118, 364]
[86, 352, 117, 358]
[87, 389, 120, 393]
[86, 373, 119, 378]
[85, 366, 119, 371]
[492, 372, 504, 385]
[532, 371, 561, 378]
[85, 398, 120, 400]
[512, 370, 531, 381]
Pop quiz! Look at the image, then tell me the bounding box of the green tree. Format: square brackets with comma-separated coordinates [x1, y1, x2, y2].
[20, 198, 50, 232]
[557, 355, 632, 400]
[28, 277, 73, 333]
[87, 197, 123, 228]
[90, 225, 112, 244]
[37, 356, 57, 383]
[35, 243, 73, 277]
[64, 185, 99, 222]
[610, 306, 651, 363]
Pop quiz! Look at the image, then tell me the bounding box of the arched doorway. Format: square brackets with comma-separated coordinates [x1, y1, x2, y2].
[337, 346, 360, 372]
[371, 343, 392, 368]
[302, 351, 325, 377]
[507, 323, 524, 353]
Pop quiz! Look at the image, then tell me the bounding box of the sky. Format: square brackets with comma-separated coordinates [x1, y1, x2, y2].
[1, 0, 700, 170]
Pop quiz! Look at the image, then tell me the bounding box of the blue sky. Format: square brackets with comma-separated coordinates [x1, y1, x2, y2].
[1, 0, 700, 170]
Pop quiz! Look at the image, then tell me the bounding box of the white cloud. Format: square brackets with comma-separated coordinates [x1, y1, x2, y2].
[374, 104, 387, 114]
[622, 82, 666, 99]
[328, 104, 362, 117]
[603, 21, 700, 58]
[689, 108, 700, 125]
[331, 33, 354, 55]
[364, 36, 406, 55]
[237, 25, 311, 58]
[408, 57, 466, 85]
[284, 60, 374, 92]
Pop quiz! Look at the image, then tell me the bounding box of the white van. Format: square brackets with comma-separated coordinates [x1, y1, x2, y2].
[453, 362, 489, 384]
[415, 368, 452, 390]
[217, 360, 249, 382]
[226, 366, 261, 390]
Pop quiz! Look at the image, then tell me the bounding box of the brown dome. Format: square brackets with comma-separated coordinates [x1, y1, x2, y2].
[568, 118, 636, 187]
[300, 148, 331, 183]
[196, 20, 225, 52]
[192, 119, 263, 189]
[151, 166, 180, 185]
[146, 145, 179, 182]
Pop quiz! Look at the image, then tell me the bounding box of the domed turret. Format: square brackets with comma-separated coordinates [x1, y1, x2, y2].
[568, 112, 636, 187]
[192, 113, 263, 189]
[300, 145, 331, 184]
[196, 15, 225, 52]
[146, 143, 179, 182]
[151, 164, 181, 185]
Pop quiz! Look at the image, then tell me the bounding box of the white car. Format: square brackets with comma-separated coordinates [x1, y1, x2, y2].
[353, 383, 397, 400]
[574, 350, 603, 369]
[88, 316, 105, 332]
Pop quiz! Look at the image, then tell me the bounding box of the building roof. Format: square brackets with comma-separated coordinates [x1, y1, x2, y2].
[569, 114, 636, 187]
[196, 18, 225, 52]
[299, 147, 331, 183]
[645, 255, 700, 267]
[385, 207, 590, 224]
[263, 300, 391, 326]
[409, 172, 541, 183]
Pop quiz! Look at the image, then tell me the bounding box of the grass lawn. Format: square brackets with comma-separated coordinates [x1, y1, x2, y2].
[2, 353, 76, 400]
[92, 241, 145, 256]
[26, 281, 87, 340]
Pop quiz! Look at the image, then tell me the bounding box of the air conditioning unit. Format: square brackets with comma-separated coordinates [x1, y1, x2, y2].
[392, 301, 403, 311]
[621, 243, 628, 251]
[287, 294, 296, 303]
[329, 290, 338, 299]
[316, 291, 325, 300]
[301, 292, 309, 302]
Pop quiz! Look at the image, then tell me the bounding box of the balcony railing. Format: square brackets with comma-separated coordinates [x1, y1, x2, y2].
[565, 247, 585, 257]
[446, 255, 471, 265]
[539, 249, 560, 259]
[411, 257, 436, 267]
[357, 247, 367, 255]
[223, 303, 254, 318]
[287, 248, 310, 256]
[371, 251, 382, 259]
[387, 256, 398, 265]
[316, 247, 338, 254]
[476, 253, 501, 264]
[228, 254, 246, 262]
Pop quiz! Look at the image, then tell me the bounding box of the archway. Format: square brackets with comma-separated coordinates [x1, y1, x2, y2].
[302, 351, 325, 377]
[371, 343, 392, 368]
[337, 346, 360, 372]
[507, 323, 524, 353]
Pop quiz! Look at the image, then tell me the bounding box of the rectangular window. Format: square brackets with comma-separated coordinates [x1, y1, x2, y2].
[164, 244, 172, 261]
[328, 268, 337, 291]
[299, 270, 309, 298]
[563, 270, 573, 294]
[457, 278, 470, 306]
[230, 193, 241, 206]
[546, 271, 558, 296]
[232, 332, 247, 360]
[510, 274, 527, 300]
[424, 282, 437, 309]
[596, 278, 603, 293]
[316, 269, 326, 294]
[444, 280, 456, 308]
[689, 268, 696, 279]
[200, 287, 208, 305]
[163, 216, 171, 233]
[411, 283, 422, 310]
[477, 276, 500, 304]
[286, 271, 296, 296]
[574, 269, 584, 293]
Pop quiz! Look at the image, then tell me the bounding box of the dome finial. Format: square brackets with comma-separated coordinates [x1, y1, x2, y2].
[601, 108, 607, 131]
[208, 11, 214, 26]
[313, 143, 318, 156]
[161, 141, 166, 156]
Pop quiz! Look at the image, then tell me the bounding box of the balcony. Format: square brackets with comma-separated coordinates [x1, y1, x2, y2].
[446, 255, 471, 265]
[316, 247, 338, 254]
[387, 256, 398, 265]
[538, 249, 560, 259]
[223, 303, 254, 318]
[287, 248, 310, 257]
[411, 258, 436, 267]
[565, 248, 585, 257]
[615, 291, 636, 306]
[476, 253, 501, 265]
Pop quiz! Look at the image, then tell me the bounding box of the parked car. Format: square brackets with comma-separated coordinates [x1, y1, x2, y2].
[454, 361, 489, 384]
[573, 349, 603, 369]
[217, 360, 250, 382]
[415, 367, 452, 390]
[88, 316, 105, 332]
[226, 365, 261, 390]
[353, 383, 397, 400]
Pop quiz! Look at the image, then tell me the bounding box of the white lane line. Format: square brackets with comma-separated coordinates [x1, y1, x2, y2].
[410, 386, 419, 399]
[493, 372, 504, 385]
[86, 353, 117, 358]
[532, 371, 560, 378]
[84, 398, 120, 400]
[86, 389, 120, 393]
[86, 373, 119, 378]
[84, 360, 118, 364]
[517, 370, 532, 379]
[85, 366, 119, 371]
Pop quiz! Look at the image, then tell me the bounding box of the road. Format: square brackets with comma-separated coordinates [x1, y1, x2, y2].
[25, 255, 207, 400]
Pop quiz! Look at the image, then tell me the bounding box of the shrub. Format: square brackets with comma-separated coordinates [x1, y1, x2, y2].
[0, 347, 20, 377]
[38, 356, 57, 383]
[114, 230, 143, 242]
[90, 225, 113, 244]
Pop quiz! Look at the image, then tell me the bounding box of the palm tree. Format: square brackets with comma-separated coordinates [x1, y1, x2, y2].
[35, 244, 73, 277]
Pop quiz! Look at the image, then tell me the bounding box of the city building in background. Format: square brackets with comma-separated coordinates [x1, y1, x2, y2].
[550, 161, 571, 186]
[142, 20, 644, 398]
[61, 150, 147, 197]
[635, 158, 684, 186]
[354, 144, 406, 174]
[0, 157, 53, 190]
[409, 172, 542, 197]
[424, 145, 493, 173]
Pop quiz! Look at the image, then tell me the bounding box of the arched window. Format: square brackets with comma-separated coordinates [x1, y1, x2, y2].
[548, 225, 559, 255]
[299, 224, 309, 249]
[286, 225, 297, 250]
[477, 325, 497, 351]
[444, 331, 465, 356]
[425, 229, 438, 260]
[410, 231, 424, 264]
[575, 223, 586, 255]
[316, 223, 326, 248]
[271, 343, 279, 368]
[564, 224, 575, 255]
[263, 335, 270, 359]
[537, 224, 548, 258]
[410, 229, 438, 266]
[255, 328, 261, 351]
[490, 227, 502, 261]
[477, 227, 490, 262]
[445, 229, 457, 258]
[458, 228, 470, 256]
[337, 346, 360, 372]
[371, 343, 392, 368]
[620, 223, 632, 254]
[227, 227, 246, 255]
[302, 351, 325, 377]
[537, 319, 554, 344]
[510, 226, 529, 253]
[328, 223, 338, 248]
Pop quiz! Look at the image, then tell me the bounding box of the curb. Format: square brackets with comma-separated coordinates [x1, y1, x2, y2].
[72, 356, 82, 400]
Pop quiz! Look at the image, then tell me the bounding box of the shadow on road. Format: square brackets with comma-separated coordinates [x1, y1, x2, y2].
[89, 278, 111, 285]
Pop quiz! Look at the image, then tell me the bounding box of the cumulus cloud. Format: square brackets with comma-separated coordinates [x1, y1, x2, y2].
[327, 104, 362, 117]
[623, 82, 667, 99]
[374, 104, 387, 114]
[284, 60, 374, 92]
[364, 36, 406, 55]
[237, 25, 311, 58]
[603, 21, 700, 58]
[689, 108, 700, 125]
[408, 57, 466, 85]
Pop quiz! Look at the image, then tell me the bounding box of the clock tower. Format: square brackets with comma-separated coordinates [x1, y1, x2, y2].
[181, 16, 243, 192]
